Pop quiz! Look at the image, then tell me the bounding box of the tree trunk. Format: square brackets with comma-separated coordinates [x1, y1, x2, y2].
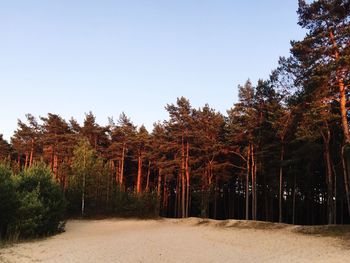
[157, 168, 162, 197]
[251, 144, 257, 220]
[214, 171, 218, 219]
[254, 150, 257, 220]
[279, 143, 284, 223]
[329, 30, 350, 144]
[50, 146, 54, 172]
[185, 142, 190, 217]
[341, 145, 350, 217]
[201, 169, 209, 218]
[163, 175, 168, 217]
[175, 172, 180, 217]
[82, 152, 86, 217]
[53, 154, 58, 180]
[339, 79, 349, 142]
[292, 173, 296, 225]
[136, 150, 142, 194]
[321, 128, 334, 225]
[327, 29, 348, 223]
[120, 144, 126, 186]
[333, 163, 337, 224]
[29, 139, 34, 167]
[263, 165, 269, 221]
[208, 163, 213, 218]
[181, 136, 185, 218]
[246, 145, 250, 220]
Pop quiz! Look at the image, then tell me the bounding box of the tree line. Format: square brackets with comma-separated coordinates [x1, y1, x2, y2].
[1, 0, 350, 226]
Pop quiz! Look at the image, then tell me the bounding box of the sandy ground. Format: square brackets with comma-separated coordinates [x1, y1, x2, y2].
[0, 218, 349, 263]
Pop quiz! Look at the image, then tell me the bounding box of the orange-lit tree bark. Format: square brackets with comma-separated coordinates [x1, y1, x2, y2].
[133, 125, 149, 194]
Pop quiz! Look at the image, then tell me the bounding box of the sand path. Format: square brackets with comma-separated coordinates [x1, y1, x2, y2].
[0, 218, 349, 263]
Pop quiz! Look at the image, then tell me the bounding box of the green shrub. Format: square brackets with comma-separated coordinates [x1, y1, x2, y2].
[14, 163, 66, 238]
[0, 163, 19, 239]
[112, 189, 159, 218]
[0, 163, 66, 240]
[11, 187, 45, 238]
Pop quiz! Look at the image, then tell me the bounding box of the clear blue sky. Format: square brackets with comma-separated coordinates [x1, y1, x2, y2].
[0, 0, 304, 141]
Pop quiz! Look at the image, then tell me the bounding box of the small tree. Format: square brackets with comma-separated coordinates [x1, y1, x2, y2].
[70, 138, 96, 216]
[12, 163, 66, 239]
[0, 163, 19, 238]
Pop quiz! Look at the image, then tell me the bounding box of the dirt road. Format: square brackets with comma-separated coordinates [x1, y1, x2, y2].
[0, 218, 349, 263]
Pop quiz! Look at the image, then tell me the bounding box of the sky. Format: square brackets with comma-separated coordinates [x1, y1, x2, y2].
[0, 0, 305, 141]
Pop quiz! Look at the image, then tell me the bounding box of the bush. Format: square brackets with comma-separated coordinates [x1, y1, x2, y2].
[112, 189, 159, 218]
[12, 187, 45, 238]
[13, 163, 67, 238]
[0, 162, 66, 240]
[0, 163, 19, 239]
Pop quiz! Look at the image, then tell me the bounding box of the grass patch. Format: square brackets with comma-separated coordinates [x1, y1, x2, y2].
[293, 225, 350, 240]
[192, 218, 290, 230]
[189, 217, 350, 242]
[225, 220, 289, 230]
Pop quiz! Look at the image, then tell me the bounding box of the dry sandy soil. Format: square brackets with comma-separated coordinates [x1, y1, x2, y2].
[0, 218, 349, 263]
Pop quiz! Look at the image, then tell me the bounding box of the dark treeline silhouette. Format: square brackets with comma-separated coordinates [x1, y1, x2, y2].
[1, 0, 350, 225]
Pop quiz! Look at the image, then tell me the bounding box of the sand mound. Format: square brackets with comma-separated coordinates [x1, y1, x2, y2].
[1, 218, 349, 263]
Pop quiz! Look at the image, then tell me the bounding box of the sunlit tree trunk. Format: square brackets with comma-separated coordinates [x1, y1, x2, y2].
[185, 142, 190, 217]
[120, 143, 126, 186]
[53, 154, 58, 180]
[329, 30, 350, 143]
[136, 150, 142, 194]
[181, 135, 185, 218]
[157, 168, 162, 197]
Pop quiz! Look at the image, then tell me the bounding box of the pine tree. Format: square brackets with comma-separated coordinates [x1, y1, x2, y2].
[294, 0, 350, 219]
[192, 104, 225, 218]
[227, 80, 259, 220]
[108, 113, 136, 187]
[11, 114, 41, 169]
[165, 97, 193, 218]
